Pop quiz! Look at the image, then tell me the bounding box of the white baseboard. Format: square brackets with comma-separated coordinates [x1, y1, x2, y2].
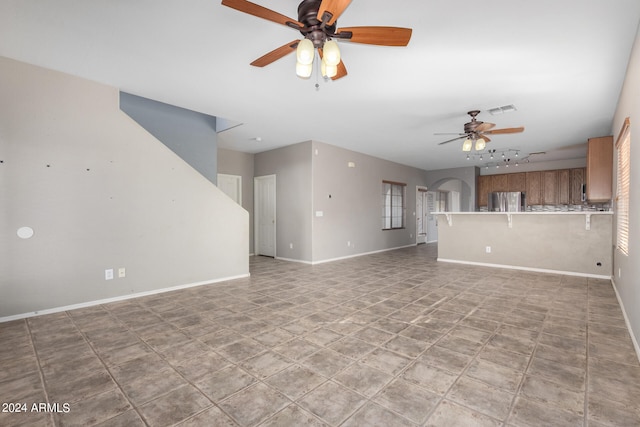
[274, 256, 313, 265]
[611, 278, 640, 365]
[311, 244, 417, 265]
[0, 273, 250, 323]
[274, 244, 418, 266]
[436, 258, 612, 280]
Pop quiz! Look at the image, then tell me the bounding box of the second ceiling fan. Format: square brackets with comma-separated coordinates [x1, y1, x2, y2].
[437, 110, 525, 152]
[221, 0, 412, 79]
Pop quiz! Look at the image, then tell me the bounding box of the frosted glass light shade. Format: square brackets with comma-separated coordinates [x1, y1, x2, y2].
[321, 59, 337, 78]
[296, 39, 314, 65]
[462, 138, 473, 152]
[475, 138, 486, 151]
[296, 61, 312, 78]
[323, 40, 341, 66]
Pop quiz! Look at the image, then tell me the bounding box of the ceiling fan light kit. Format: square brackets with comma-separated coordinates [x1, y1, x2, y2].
[437, 110, 525, 153]
[221, 0, 412, 80]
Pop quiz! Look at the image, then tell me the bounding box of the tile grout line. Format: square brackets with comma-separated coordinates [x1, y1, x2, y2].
[584, 279, 591, 427]
[24, 318, 55, 427]
[65, 308, 150, 426]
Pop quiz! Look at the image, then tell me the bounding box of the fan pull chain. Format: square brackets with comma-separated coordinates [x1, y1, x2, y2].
[315, 50, 320, 91]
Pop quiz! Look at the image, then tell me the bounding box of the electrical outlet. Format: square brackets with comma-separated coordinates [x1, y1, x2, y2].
[485, 246, 492, 253]
[118, 267, 126, 278]
[289, 243, 293, 249]
[105, 269, 114, 280]
[347, 241, 351, 247]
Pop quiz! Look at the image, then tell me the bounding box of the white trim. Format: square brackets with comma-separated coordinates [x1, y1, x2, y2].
[311, 244, 417, 265]
[0, 273, 250, 323]
[275, 244, 418, 265]
[415, 185, 429, 245]
[436, 258, 611, 280]
[217, 173, 242, 205]
[611, 278, 640, 364]
[275, 256, 313, 265]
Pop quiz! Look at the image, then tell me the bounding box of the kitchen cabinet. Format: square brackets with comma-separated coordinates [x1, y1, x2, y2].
[526, 172, 542, 205]
[477, 167, 586, 209]
[490, 174, 509, 192]
[508, 173, 526, 193]
[586, 136, 613, 202]
[478, 175, 491, 207]
[557, 169, 570, 204]
[570, 168, 585, 204]
[543, 170, 558, 205]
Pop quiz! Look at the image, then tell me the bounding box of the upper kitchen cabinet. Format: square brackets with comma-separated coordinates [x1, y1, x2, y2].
[490, 174, 509, 192]
[557, 169, 570, 205]
[526, 171, 542, 205]
[478, 175, 491, 207]
[586, 136, 613, 202]
[508, 173, 526, 193]
[570, 168, 585, 205]
[542, 170, 559, 205]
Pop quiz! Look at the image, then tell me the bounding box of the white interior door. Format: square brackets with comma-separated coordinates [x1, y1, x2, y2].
[217, 174, 242, 204]
[254, 175, 276, 257]
[416, 187, 428, 244]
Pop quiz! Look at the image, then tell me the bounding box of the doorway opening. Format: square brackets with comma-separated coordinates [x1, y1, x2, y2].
[254, 175, 276, 257]
[416, 186, 428, 244]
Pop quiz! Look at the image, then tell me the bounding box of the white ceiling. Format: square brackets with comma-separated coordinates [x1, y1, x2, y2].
[1, 0, 639, 171]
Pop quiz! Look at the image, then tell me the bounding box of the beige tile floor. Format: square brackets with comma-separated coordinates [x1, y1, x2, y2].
[1, 243, 639, 426]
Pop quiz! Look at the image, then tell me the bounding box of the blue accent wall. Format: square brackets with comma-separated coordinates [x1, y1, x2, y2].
[120, 92, 218, 184]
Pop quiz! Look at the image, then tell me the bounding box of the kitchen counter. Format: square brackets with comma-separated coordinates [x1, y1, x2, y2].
[434, 211, 612, 230]
[433, 211, 613, 278]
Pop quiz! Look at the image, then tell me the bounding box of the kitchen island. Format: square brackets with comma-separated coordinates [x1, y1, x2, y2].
[434, 211, 613, 279]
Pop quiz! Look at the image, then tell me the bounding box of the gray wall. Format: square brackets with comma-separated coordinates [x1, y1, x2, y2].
[612, 20, 640, 357]
[0, 57, 249, 319]
[253, 141, 430, 263]
[437, 213, 613, 277]
[120, 92, 218, 185]
[254, 142, 313, 262]
[311, 141, 429, 262]
[218, 148, 255, 254]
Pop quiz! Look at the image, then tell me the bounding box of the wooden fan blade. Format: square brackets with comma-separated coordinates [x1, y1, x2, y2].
[318, 48, 348, 80]
[438, 135, 467, 145]
[484, 126, 525, 135]
[332, 59, 348, 80]
[221, 0, 303, 29]
[479, 135, 491, 143]
[335, 26, 412, 46]
[476, 122, 495, 132]
[317, 0, 352, 26]
[250, 40, 299, 67]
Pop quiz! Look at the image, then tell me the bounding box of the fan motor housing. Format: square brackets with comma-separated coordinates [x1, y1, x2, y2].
[298, 0, 337, 47]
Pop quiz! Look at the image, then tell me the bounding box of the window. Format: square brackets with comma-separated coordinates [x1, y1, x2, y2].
[616, 117, 631, 255]
[382, 181, 406, 229]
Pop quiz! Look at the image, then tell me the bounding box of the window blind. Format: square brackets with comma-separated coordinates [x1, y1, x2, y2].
[616, 118, 630, 255]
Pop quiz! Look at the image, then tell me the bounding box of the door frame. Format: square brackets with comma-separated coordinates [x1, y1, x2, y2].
[416, 186, 428, 245]
[254, 174, 276, 257]
[217, 173, 242, 205]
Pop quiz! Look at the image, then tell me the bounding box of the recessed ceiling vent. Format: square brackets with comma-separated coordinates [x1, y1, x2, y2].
[488, 104, 517, 115]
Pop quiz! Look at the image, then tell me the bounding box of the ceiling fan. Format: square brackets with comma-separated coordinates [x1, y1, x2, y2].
[221, 0, 412, 80]
[436, 110, 525, 151]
